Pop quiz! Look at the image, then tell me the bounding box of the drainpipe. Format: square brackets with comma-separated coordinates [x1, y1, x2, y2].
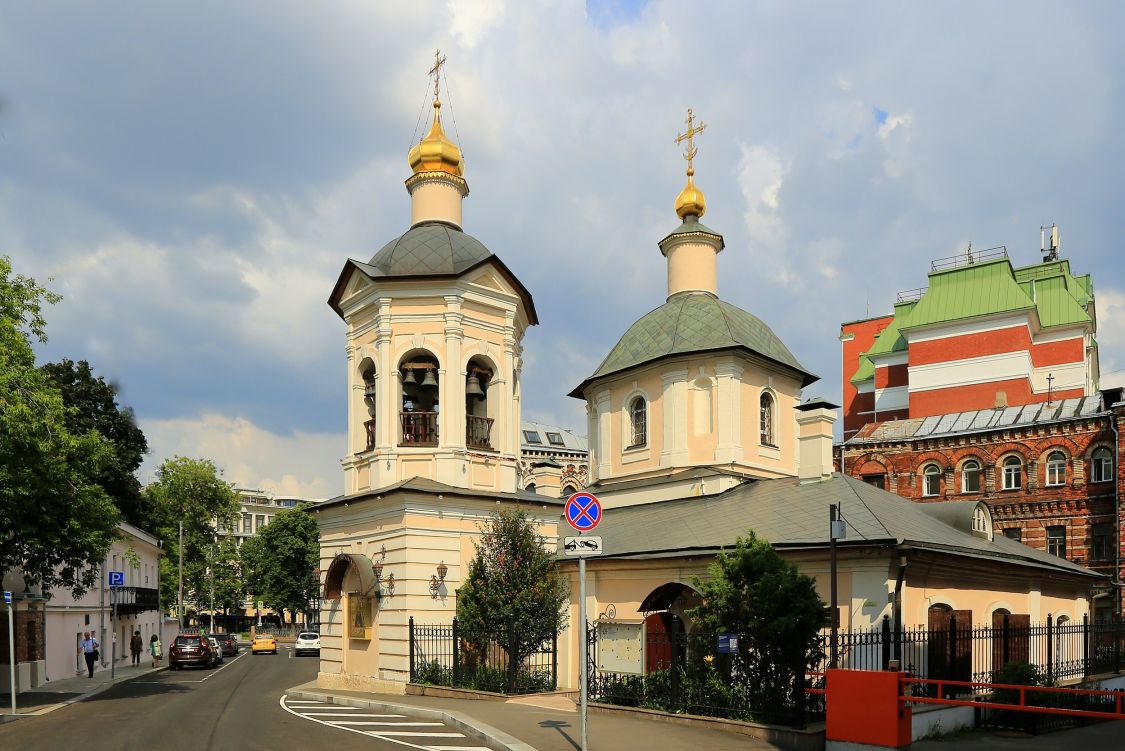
[1112, 416, 1121, 618]
[893, 551, 907, 665]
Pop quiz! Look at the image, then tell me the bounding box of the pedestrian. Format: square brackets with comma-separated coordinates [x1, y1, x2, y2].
[149, 633, 162, 668]
[130, 630, 143, 666]
[79, 631, 99, 678]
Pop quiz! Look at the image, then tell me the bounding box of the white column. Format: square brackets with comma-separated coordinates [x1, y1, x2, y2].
[443, 295, 465, 452]
[375, 299, 395, 450]
[586, 401, 599, 483]
[595, 391, 612, 480]
[660, 369, 689, 466]
[714, 360, 744, 464]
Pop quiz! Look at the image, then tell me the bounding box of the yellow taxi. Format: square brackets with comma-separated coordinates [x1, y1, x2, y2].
[251, 633, 278, 655]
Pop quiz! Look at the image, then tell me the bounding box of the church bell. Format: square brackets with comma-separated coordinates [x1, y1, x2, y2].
[465, 374, 484, 399]
[421, 368, 439, 390]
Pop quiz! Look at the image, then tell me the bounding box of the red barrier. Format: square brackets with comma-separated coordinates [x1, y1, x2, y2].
[902, 676, 1125, 721]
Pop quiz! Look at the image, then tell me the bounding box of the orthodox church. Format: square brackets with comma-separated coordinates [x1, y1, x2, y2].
[312, 62, 1100, 693]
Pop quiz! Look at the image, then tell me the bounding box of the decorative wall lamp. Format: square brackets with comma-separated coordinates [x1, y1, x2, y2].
[385, 572, 396, 596]
[429, 560, 448, 598]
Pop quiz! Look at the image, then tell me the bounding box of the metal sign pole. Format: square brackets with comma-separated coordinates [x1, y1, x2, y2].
[111, 587, 117, 680]
[6, 598, 15, 715]
[578, 553, 588, 751]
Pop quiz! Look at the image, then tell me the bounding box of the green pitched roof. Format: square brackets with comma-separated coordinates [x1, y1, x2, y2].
[1033, 274, 1092, 327]
[898, 259, 1034, 330]
[849, 301, 916, 384]
[570, 293, 816, 397]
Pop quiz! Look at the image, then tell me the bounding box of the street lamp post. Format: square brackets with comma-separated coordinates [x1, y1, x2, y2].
[177, 521, 184, 628]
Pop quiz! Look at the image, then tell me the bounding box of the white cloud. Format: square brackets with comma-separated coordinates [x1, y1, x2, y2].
[449, 0, 505, 50]
[140, 412, 343, 500]
[1096, 288, 1125, 375]
[736, 143, 789, 279]
[878, 112, 914, 141]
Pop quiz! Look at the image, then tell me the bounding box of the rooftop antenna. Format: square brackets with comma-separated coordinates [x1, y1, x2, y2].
[1040, 223, 1059, 262]
[966, 241, 974, 264]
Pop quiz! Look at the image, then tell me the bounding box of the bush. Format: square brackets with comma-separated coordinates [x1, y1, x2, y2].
[415, 659, 451, 686]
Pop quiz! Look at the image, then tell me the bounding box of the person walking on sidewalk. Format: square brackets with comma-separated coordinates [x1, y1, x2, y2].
[130, 630, 144, 666]
[79, 631, 99, 678]
[149, 633, 162, 668]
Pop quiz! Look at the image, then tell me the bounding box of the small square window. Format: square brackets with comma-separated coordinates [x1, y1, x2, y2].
[546, 432, 565, 447]
[523, 430, 542, 444]
[1003, 527, 1022, 543]
[1046, 526, 1067, 558]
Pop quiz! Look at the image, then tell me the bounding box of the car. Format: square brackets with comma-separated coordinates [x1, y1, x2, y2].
[251, 633, 278, 655]
[208, 636, 224, 665]
[169, 632, 216, 670]
[294, 632, 321, 656]
[209, 633, 238, 657]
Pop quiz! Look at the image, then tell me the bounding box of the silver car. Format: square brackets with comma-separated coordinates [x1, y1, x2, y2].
[208, 636, 224, 665]
[294, 632, 320, 656]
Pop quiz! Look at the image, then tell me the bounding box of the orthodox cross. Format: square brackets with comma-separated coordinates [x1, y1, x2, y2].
[674, 108, 707, 176]
[1046, 372, 1054, 404]
[429, 49, 447, 100]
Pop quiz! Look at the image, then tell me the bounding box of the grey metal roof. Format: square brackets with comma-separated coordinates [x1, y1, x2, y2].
[587, 474, 1097, 579]
[521, 420, 588, 453]
[368, 221, 493, 277]
[569, 292, 817, 397]
[847, 396, 1105, 444]
[313, 476, 564, 511]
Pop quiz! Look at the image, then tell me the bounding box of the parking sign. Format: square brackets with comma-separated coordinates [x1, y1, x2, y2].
[108, 571, 125, 587]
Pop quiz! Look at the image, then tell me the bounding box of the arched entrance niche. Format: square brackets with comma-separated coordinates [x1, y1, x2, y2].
[639, 582, 701, 673]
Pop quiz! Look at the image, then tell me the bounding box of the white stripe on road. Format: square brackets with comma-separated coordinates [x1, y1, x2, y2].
[199, 650, 248, 681]
[279, 695, 460, 751]
[299, 713, 408, 718]
[367, 732, 466, 738]
[332, 721, 444, 727]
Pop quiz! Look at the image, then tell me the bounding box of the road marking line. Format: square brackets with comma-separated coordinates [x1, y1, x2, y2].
[199, 650, 248, 682]
[424, 747, 489, 750]
[279, 694, 447, 751]
[366, 732, 466, 738]
[331, 721, 445, 726]
[300, 713, 408, 718]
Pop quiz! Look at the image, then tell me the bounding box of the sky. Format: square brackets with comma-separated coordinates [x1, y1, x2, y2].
[3, 1, 1124, 500]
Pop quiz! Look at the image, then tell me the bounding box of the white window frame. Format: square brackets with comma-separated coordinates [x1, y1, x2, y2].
[922, 464, 941, 497]
[961, 460, 981, 493]
[1002, 457, 1022, 490]
[1091, 448, 1113, 483]
[1045, 452, 1066, 487]
[627, 396, 647, 448]
[759, 391, 776, 447]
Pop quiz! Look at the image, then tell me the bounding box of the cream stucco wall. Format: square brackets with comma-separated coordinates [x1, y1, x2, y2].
[314, 494, 559, 692]
[584, 354, 804, 493]
[338, 270, 531, 497]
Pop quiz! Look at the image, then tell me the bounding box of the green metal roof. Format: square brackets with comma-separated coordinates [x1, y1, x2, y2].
[368, 221, 493, 277]
[849, 301, 915, 384]
[570, 293, 816, 397]
[898, 259, 1034, 331]
[1032, 274, 1091, 327]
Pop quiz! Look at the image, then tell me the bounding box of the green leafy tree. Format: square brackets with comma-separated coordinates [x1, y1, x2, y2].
[144, 456, 240, 612]
[689, 531, 829, 713]
[0, 256, 120, 595]
[246, 505, 320, 623]
[40, 358, 148, 527]
[209, 536, 245, 614]
[457, 508, 569, 673]
[238, 533, 266, 607]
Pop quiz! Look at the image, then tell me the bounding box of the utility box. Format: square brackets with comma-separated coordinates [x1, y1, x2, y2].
[826, 669, 911, 750]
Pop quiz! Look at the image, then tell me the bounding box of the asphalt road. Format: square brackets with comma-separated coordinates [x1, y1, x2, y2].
[0, 647, 483, 751]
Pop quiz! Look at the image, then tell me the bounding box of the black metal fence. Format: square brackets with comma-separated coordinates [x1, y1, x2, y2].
[408, 617, 558, 695]
[587, 623, 812, 727]
[815, 614, 1125, 692]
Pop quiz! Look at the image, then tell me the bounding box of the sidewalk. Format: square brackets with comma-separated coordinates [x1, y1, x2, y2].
[0, 660, 166, 722]
[288, 681, 791, 750]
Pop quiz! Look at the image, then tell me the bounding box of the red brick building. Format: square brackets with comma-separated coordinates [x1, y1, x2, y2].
[841, 389, 1124, 620]
[840, 236, 1099, 441]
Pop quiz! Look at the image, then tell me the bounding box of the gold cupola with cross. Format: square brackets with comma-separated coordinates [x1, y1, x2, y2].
[405, 51, 470, 228]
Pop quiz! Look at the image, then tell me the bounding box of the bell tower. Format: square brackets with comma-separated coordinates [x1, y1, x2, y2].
[329, 52, 538, 496]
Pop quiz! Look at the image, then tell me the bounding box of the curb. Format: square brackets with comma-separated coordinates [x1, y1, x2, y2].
[287, 686, 539, 751]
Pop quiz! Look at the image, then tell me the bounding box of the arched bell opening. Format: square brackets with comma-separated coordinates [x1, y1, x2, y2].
[357, 357, 377, 452]
[465, 355, 496, 450]
[399, 350, 440, 446]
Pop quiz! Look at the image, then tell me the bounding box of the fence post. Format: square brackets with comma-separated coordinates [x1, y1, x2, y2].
[506, 616, 517, 694]
[1002, 613, 1010, 668]
[452, 617, 460, 687]
[1115, 616, 1121, 675]
[947, 615, 957, 699]
[1083, 613, 1090, 677]
[551, 628, 558, 691]
[881, 615, 891, 670]
[670, 618, 681, 712]
[1046, 614, 1053, 684]
[409, 616, 416, 683]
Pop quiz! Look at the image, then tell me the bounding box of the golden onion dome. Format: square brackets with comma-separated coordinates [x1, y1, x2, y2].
[407, 99, 464, 177]
[674, 168, 707, 219]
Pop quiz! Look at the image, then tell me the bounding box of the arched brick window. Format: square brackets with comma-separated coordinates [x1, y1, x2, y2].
[1045, 451, 1066, 487]
[961, 460, 981, 494]
[922, 464, 941, 497]
[1002, 456, 1023, 490]
[1091, 447, 1113, 483]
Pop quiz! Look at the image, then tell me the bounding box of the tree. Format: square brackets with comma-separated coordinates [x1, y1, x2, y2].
[689, 531, 829, 713]
[457, 508, 569, 676]
[238, 533, 266, 608]
[243, 505, 319, 623]
[0, 256, 121, 596]
[144, 456, 240, 612]
[40, 358, 149, 527]
[208, 536, 245, 615]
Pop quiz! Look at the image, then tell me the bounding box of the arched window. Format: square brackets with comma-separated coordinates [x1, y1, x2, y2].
[972, 504, 991, 538]
[1091, 447, 1113, 483]
[922, 464, 941, 497]
[465, 357, 495, 450]
[1046, 451, 1066, 486]
[561, 485, 577, 498]
[1002, 456, 1022, 490]
[525, 483, 537, 493]
[628, 397, 647, 448]
[760, 392, 776, 447]
[399, 351, 440, 446]
[961, 460, 981, 493]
